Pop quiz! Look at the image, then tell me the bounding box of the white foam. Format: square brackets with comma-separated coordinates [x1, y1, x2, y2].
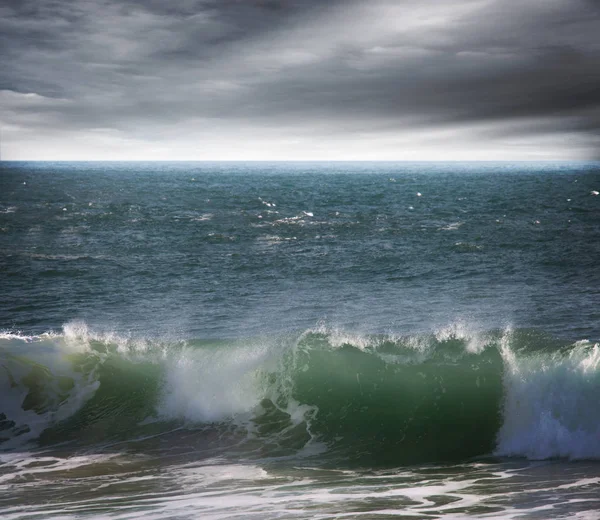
[0, 329, 101, 448]
[434, 320, 488, 354]
[497, 339, 600, 460]
[158, 342, 272, 423]
[256, 235, 297, 245]
[177, 462, 270, 487]
[191, 213, 213, 221]
[0, 453, 120, 485]
[439, 221, 463, 231]
[61, 320, 165, 356]
[258, 197, 276, 207]
[307, 323, 374, 351]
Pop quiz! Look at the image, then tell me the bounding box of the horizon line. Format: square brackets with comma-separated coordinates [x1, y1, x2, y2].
[2, 159, 599, 164]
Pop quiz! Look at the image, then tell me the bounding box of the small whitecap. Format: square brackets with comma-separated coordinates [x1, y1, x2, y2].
[257, 234, 285, 245]
[440, 222, 463, 231]
[191, 213, 213, 222]
[259, 197, 276, 208]
[453, 241, 483, 251]
[416, 192, 422, 197]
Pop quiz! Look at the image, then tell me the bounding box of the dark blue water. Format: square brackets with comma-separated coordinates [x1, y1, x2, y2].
[1, 161, 599, 340]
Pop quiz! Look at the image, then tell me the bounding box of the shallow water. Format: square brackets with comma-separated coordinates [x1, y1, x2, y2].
[3, 451, 600, 519]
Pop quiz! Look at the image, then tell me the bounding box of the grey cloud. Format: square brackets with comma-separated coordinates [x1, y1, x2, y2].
[1, 0, 599, 158]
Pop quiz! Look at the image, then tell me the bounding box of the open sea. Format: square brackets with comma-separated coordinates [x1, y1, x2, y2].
[1, 161, 600, 519]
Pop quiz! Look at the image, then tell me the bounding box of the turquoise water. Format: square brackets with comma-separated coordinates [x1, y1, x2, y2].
[1, 161, 600, 518]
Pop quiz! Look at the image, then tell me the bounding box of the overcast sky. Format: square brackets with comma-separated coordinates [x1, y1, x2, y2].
[1, 0, 599, 160]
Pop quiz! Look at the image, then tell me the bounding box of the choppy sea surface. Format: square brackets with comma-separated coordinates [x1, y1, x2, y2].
[1, 161, 600, 519]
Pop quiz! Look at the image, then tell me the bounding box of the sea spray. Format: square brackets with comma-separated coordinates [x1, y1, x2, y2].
[159, 339, 273, 423]
[497, 337, 600, 460]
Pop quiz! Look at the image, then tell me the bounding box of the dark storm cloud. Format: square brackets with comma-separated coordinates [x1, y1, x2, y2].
[1, 0, 599, 158]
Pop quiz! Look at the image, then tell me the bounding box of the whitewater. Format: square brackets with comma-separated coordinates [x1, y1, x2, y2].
[1, 161, 600, 518]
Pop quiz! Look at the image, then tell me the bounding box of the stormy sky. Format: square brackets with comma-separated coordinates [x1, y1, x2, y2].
[1, 0, 599, 160]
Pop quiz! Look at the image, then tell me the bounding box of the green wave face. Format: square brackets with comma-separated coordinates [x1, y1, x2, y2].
[1, 325, 599, 466]
[287, 334, 504, 465]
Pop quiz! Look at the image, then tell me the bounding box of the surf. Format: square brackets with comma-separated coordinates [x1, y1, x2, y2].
[1, 321, 599, 466]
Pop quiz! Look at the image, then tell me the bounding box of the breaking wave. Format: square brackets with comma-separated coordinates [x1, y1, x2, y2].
[1, 321, 599, 466]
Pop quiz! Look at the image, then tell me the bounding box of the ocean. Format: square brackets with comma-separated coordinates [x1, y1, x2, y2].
[1, 161, 600, 519]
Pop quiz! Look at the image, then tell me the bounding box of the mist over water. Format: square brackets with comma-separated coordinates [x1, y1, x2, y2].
[1, 161, 600, 518]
